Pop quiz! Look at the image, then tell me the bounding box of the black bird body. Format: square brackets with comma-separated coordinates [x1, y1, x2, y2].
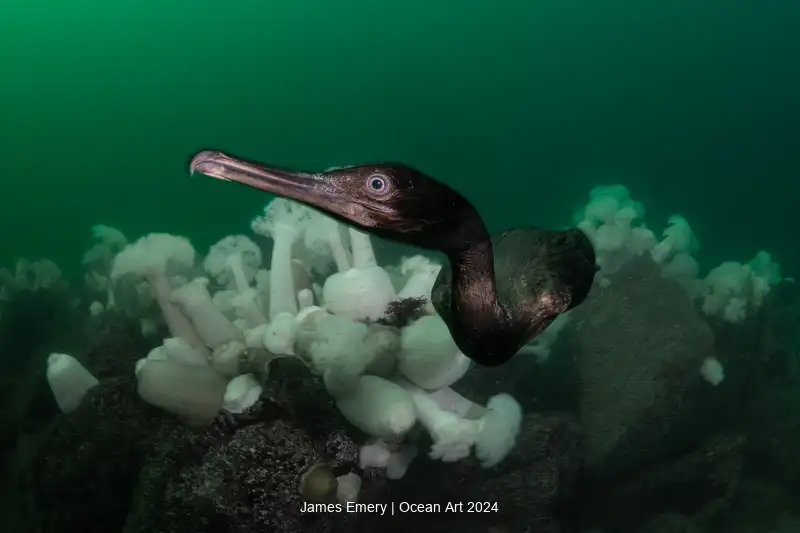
[432, 227, 595, 365]
[190, 151, 596, 366]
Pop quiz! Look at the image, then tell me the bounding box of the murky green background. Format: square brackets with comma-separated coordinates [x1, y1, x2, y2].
[1, 0, 796, 276]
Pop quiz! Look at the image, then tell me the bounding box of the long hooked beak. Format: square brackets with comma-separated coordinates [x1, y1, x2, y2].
[189, 150, 324, 200]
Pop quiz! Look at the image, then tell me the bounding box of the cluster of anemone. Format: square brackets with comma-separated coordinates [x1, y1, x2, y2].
[574, 184, 783, 325]
[48, 197, 525, 499]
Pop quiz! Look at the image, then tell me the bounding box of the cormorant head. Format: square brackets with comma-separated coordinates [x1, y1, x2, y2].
[190, 151, 488, 252]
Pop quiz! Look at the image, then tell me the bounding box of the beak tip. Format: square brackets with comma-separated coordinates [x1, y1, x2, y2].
[189, 150, 222, 176]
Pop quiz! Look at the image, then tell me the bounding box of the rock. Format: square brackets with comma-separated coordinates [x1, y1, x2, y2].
[573, 434, 744, 532]
[124, 358, 379, 533]
[125, 416, 369, 533]
[573, 258, 716, 478]
[637, 513, 707, 533]
[382, 413, 582, 533]
[3, 377, 166, 532]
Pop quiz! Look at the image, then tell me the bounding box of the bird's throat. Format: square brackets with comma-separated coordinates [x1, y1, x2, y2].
[447, 240, 508, 339]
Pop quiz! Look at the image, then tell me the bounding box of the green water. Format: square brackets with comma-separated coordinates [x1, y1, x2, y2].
[1, 0, 797, 276]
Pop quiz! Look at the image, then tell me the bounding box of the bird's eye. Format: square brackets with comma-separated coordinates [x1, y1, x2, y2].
[365, 173, 390, 195]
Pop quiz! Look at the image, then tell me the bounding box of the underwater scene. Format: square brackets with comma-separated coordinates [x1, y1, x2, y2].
[1, 1, 799, 532]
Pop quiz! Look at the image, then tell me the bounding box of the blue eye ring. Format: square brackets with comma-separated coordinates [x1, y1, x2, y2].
[366, 173, 390, 195]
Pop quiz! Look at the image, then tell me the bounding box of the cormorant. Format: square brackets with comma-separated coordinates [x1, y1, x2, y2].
[190, 151, 596, 366]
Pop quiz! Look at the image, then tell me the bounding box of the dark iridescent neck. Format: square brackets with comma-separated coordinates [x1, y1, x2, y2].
[446, 238, 506, 330]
